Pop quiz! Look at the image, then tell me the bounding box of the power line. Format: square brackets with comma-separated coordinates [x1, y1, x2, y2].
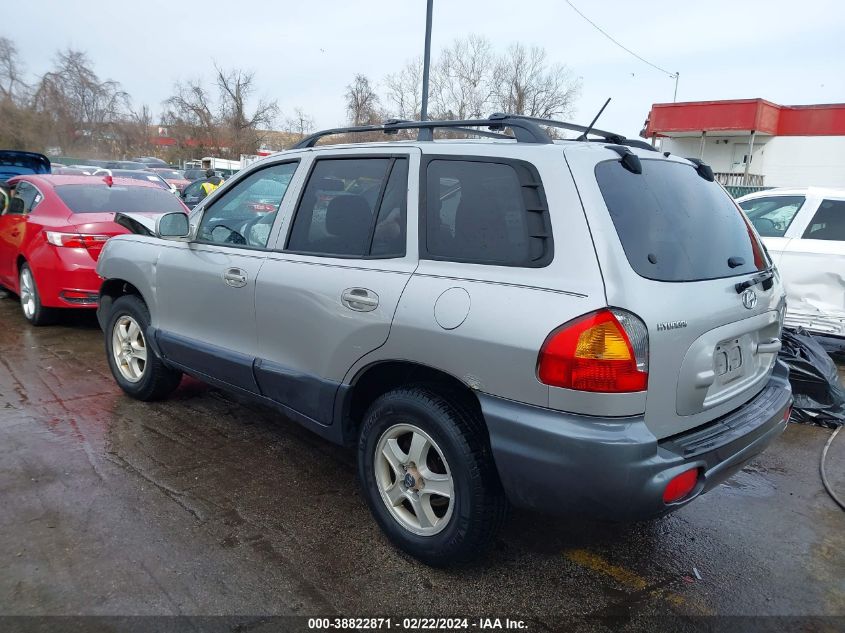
[564, 0, 678, 79]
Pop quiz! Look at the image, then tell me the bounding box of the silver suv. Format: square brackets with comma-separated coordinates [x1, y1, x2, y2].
[96, 116, 792, 566]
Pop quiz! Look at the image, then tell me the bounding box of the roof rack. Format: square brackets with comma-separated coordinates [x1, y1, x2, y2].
[292, 113, 653, 150]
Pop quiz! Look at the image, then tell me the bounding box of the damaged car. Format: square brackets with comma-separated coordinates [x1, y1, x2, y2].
[738, 187, 845, 350]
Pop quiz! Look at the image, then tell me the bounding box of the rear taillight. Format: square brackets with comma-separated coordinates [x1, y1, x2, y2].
[45, 232, 110, 257]
[537, 308, 649, 393]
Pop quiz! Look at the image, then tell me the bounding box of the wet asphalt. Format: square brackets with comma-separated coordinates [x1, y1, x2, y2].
[0, 293, 843, 627]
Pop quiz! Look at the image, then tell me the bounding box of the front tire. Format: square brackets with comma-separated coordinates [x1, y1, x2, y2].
[19, 263, 53, 326]
[358, 387, 506, 566]
[105, 295, 182, 401]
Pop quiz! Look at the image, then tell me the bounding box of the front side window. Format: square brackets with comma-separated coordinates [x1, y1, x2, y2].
[423, 159, 551, 267]
[197, 161, 298, 248]
[802, 199, 845, 241]
[286, 157, 408, 258]
[739, 195, 805, 238]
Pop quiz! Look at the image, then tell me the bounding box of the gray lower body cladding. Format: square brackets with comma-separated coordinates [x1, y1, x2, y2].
[480, 360, 792, 520]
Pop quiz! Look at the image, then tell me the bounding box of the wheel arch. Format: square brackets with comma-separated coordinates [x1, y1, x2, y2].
[98, 279, 149, 329]
[339, 360, 488, 445]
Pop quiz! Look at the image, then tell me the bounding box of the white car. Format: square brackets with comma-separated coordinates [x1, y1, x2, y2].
[738, 187, 845, 342]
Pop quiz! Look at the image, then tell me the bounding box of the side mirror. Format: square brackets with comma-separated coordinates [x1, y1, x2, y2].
[7, 197, 25, 214]
[155, 212, 190, 240]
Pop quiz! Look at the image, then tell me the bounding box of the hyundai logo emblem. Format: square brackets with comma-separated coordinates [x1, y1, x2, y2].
[742, 288, 758, 310]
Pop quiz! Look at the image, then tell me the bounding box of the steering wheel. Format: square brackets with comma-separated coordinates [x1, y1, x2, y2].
[240, 213, 277, 247]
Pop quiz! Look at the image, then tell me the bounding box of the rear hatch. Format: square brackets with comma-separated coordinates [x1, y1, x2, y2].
[0, 151, 50, 180]
[564, 145, 785, 439]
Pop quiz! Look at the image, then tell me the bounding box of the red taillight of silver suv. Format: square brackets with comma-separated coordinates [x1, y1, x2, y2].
[537, 308, 649, 392]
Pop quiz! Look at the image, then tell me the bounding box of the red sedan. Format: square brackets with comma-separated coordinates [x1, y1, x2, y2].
[0, 175, 188, 325]
[149, 167, 192, 192]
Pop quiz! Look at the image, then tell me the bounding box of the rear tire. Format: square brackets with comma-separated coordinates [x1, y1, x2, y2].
[105, 295, 182, 401]
[357, 386, 506, 566]
[19, 263, 53, 326]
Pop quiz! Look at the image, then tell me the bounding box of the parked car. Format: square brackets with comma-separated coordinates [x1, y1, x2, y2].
[96, 116, 792, 565]
[93, 169, 178, 195]
[149, 167, 191, 192]
[183, 168, 219, 181]
[0, 150, 50, 180]
[69, 164, 101, 175]
[102, 160, 148, 170]
[133, 156, 170, 168]
[0, 175, 188, 325]
[50, 166, 88, 175]
[738, 187, 845, 343]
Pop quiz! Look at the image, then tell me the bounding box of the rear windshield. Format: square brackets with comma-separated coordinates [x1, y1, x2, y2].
[595, 159, 769, 282]
[54, 184, 186, 214]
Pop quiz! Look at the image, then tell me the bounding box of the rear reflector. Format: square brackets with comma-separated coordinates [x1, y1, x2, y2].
[537, 309, 648, 392]
[663, 469, 699, 504]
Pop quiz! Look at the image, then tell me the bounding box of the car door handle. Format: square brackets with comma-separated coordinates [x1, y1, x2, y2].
[756, 338, 782, 354]
[222, 268, 248, 288]
[341, 288, 379, 312]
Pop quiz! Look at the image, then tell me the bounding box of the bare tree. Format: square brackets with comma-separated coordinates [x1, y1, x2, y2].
[431, 35, 495, 119]
[285, 107, 315, 136]
[345, 74, 380, 126]
[384, 57, 422, 121]
[216, 65, 279, 157]
[163, 77, 221, 154]
[33, 49, 129, 153]
[492, 44, 581, 119]
[0, 37, 26, 102]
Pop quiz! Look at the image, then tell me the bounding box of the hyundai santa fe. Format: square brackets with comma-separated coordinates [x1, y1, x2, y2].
[95, 115, 792, 566]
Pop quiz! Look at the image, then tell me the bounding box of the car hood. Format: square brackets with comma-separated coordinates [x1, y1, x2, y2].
[70, 211, 167, 236]
[0, 151, 51, 180]
[112, 212, 157, 236]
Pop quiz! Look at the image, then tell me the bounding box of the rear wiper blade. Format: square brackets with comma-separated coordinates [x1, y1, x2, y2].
[735, 269, 774, 294]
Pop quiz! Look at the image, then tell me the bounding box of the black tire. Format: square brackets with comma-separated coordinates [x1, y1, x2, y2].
[105, 294, 182, 401]
[357, 386, 506, 566]
[19, 263, 54, 326]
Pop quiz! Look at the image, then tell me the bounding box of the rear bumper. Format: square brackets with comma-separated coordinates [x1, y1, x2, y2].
[481, 360, 792, 520]
[31, 245, 100, 309]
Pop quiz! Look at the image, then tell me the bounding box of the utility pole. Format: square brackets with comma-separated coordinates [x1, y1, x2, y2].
[673, 72, 679, 102]
[420, 0, 434, 121]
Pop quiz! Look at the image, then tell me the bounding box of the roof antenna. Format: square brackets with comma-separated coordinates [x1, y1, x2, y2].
[577, 98, 611, 141]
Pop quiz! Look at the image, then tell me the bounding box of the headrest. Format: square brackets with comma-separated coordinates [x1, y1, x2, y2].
[325, 194, 372, 237]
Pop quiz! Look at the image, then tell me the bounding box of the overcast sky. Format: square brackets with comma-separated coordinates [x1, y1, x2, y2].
[7, 0, 845, 138]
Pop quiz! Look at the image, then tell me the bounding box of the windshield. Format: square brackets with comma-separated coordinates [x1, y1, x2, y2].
[54, 184, 186, 214]
[739, 195, 805, 238]
[595, 159, 769, 282]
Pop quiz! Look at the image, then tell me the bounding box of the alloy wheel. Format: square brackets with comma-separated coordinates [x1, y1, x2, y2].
[19, 267, 36, 320]
[374, 423, 454, 536]
[112, 315, 148, 383]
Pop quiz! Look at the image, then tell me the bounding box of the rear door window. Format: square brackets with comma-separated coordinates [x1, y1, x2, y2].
[423, 159, 551, 267]
[595, 159, 769, 282]
[802, 199, 845, 241]
[739, 195, 805, 237]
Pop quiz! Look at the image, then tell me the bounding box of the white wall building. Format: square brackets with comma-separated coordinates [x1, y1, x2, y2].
[643, 99, 845, 190]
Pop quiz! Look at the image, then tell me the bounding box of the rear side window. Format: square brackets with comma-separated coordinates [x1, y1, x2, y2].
[739, 195, 805, 238]
[286, 157, 408, 258]
[423, 159, 551, 267]
[595, 159, 768, 282]
[55, 184, 187, 214]
[802, 199, 845, 241]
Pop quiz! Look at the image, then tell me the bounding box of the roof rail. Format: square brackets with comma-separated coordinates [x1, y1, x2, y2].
[292, 115, 552, 149]
[291, 113, 644, 150]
